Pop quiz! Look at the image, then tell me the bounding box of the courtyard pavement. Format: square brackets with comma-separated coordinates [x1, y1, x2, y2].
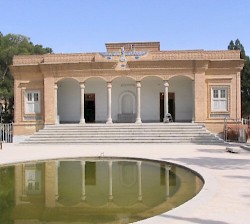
[0, 142, 249, 224]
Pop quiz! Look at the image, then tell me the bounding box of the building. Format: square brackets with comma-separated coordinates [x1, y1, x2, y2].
[10, 42, 244, 142]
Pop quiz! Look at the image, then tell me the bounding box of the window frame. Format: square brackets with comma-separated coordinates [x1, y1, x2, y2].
[211, 86, 229, 112]
[25, 90, 41, 114]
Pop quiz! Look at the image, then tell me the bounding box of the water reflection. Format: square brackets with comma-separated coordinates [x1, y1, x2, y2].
[0, 158, 203, 223]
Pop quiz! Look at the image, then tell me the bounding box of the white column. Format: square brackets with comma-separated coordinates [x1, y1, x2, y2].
[106, 82, 113, 124]
[136, 81, 142, 123]
[54, 84, 59, 124]
[80, 83, 85, 124]
[108, 161, 113, 200]
[165, 164, 171, 198]
[137, 161, 142, 201]
[81, 161, 86, 200]
[164, 81, 169, 116]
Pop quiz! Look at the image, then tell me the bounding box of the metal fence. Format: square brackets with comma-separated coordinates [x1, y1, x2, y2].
[242, 117, 250, 126]
[224, 117, 250, 142]
[0, 123, 13, 143]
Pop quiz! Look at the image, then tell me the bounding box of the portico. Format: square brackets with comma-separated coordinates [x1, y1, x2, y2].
[52, 75, 191, 125]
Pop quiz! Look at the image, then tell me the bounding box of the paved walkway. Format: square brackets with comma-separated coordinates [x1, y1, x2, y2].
[0, 143, 250, 224]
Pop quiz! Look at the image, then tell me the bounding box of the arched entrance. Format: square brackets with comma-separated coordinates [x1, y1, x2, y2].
[85, 77, 107, 123]
[168, 76, 193, 122]
[141, 76, 163, 122]
[57, 78, 80, 123]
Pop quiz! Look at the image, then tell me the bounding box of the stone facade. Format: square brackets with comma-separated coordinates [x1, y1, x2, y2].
[10, 42, 244, 140]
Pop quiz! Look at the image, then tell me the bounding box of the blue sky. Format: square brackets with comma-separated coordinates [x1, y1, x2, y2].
[1, 0, 249, 54]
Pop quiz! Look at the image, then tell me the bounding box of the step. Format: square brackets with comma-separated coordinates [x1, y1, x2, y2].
[21, 123, 224, 144]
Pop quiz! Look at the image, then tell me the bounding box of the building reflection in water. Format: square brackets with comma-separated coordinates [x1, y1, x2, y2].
[4, 158, 203, 223]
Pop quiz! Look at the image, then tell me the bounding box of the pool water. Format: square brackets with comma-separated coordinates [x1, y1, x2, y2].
[0, 157, 203, 223]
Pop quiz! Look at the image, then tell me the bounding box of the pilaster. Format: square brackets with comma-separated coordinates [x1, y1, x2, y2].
[44, 75, 56, 124]
[194, 71, 206, 122]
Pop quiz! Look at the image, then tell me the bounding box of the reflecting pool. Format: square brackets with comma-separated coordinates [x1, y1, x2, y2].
[0, 157, 203, 223]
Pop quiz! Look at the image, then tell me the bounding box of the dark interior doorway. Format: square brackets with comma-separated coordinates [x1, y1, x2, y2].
[160, 92, 175, 122]
[84, 94, 95, 123]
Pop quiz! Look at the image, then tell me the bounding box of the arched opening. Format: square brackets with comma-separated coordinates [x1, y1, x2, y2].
[168, 75, 193, 122]
[141, 76, 163, 122]
[85, 77, 107, 123]
[57, 78, 80, 123]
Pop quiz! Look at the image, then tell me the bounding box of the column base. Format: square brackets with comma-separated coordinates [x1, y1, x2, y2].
[80, 118, 85, 124]
[106, 118, 113, 124]
[135, 118, 142, 124]
[163, 117, 170, 123]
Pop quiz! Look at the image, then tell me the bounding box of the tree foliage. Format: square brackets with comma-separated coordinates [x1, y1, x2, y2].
[0, 32, 52, 122]
[228, 39, 250, 117]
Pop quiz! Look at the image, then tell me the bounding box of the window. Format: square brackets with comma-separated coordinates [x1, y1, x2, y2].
[25, 169, 42, 194]
[211, 87, 228, 112]
[25, 91, 40, 114]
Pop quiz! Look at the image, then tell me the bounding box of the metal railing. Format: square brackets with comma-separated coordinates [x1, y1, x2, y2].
[242, 116, 250, 126]
[0, 123, 13, 143]
[224, 117, 250, 142]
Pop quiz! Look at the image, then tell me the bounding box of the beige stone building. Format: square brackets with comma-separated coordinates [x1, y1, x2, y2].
[10, 42, 244, 142]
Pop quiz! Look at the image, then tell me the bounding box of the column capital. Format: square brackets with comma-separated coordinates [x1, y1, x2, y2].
[80, 82, 85, 89]
[136, 81, 141, 88]
[164, 80, 169, 87]
[165, 164, 171, 171]
[107, 82, 112, 88]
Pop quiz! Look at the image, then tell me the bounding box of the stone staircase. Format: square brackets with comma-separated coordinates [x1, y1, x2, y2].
[21, 123, 224, 144]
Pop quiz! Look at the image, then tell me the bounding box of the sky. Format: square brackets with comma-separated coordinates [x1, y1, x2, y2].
[0, 0, 249, 55]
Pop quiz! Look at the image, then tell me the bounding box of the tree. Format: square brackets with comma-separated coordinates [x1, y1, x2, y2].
[228, 39, 250, 117]
[0, 32, 52, 122]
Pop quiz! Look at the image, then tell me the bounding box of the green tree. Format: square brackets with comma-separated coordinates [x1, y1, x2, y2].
[0, 32, 52, 122]
[228, 39, 250, 117]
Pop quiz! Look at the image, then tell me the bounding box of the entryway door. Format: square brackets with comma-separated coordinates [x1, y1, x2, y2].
[84, 94, 95, 123]
[160, 92, 175, 122]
